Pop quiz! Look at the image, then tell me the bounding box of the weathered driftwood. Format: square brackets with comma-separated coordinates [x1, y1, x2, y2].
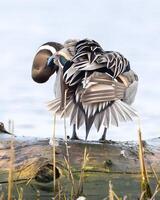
[0, 134, 160, 199]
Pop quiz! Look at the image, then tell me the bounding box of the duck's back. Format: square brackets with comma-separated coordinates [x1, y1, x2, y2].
[48, 39, 138, 138]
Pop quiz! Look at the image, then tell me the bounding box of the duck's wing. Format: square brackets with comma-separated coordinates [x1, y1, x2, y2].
[122, 70, 139, 105]
[62, 39, 131, 86]
[73, 50, 130, 78]
[104, 51, 130, 77]
[81, 72, 126, 104]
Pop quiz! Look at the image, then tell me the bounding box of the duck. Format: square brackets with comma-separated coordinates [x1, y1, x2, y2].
[32, 39, 138, 141]
[0, 122, 12, 135]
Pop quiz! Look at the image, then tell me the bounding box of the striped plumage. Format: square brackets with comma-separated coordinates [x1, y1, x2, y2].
[63, 39, 130, 86]
[46, 39, 138, 140]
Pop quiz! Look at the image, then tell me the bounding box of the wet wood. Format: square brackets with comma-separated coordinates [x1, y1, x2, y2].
[0, 135, 160, 199]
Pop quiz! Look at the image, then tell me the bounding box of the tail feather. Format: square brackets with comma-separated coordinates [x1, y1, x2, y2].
[76, 107, 85, 129]
[119, 100, 138, 117]
[48, 98, 62, 111]
[85, 115, 95, 140]
[103, 109, 111, 127]
[48, 97, 138, 139]
[113, 103, 127, 122]
[94, 111, 104, 131]
[110, 104, 119, 126]
[70, 104, 77, 125]
[117, 101, 137, 121]
[103, 100, 138, 128]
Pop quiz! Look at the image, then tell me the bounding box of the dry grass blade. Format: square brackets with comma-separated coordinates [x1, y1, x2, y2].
[57, 180, 63, 200]
[52, 113, 57, 194]
[63, 89, 76, 197]
[112, 192, 121, 200]
[150, 165, 160, 188]
[108, 181, 114, 200]
[64, 156, 75, 191]
[139, 191, 146, 200]
[138, 125, 152, 199]
[7, 120, 15, 200]
[17, 187, 23, 200]
[0, 193, 4, 200]
[64, 149, 89, 198]
[63, 89, 70, 161]
[108, 181, 120, 200]
[64, 155, 78, 199]
[150, 185, 160, 200]
[76, 147, 89, 197]
[52, 180, 64, 200]
[149, 165, 160, 198]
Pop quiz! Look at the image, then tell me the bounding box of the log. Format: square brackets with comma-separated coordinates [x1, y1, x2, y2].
[0, 134, 160, 199]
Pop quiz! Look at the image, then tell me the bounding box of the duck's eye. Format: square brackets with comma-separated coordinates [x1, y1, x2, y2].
[59, 55, 68, 66]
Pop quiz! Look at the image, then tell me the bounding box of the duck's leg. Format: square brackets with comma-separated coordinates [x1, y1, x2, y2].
[71, 124, 80, 140]
[99, 127, 107, 142]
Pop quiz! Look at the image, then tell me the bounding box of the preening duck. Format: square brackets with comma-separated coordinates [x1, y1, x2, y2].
[32, 39, 138, 141]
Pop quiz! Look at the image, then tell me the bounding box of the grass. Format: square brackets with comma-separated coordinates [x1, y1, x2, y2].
[52, 113, 57, 194]
[7, 120, 15, 200]
[108, 181, 121, 200]
[138, 126, 152, 199]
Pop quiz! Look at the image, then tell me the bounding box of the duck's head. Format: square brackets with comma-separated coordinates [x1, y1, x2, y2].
[32, 42, 63, 83]
[0, 122, 10, 134]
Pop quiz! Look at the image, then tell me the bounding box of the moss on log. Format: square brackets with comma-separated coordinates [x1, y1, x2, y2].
[0, 135, 160, 199]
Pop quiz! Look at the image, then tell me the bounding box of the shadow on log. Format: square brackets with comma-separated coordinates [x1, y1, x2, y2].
[0, 134, 160, 199]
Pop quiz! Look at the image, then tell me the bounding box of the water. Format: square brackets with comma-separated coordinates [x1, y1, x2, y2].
[0, 0, 160, 141]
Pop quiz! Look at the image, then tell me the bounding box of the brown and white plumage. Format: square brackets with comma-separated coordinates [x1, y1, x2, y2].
[32, 42, 63, 84]
[47, 39, 138, 139]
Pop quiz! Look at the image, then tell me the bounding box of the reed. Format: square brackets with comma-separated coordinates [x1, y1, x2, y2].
[52, 113, 57, 194]
[7, 120, 15, 200]
[150, 165, 160, 189]
[63, 89, 70, 161]
[16, 187, 23, 200]
[108, 181, 120, 200]
[63, 88, 76, 198]
[64, 147, 89, 199]
[64, 156, 76, 197]
[108, 181, 114, 200]
[76, 147, 89, 197]
[138, 125, 152, 199]
[0, 193, 4, 200]
[149, 166, 160, 200]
